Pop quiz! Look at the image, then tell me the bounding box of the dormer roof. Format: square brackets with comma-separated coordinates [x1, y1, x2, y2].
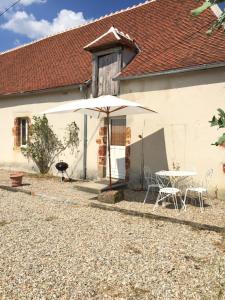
[84, 26, 137, 52]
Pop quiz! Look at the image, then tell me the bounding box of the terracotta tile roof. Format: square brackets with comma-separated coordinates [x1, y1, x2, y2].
[0, 0, 225, 96]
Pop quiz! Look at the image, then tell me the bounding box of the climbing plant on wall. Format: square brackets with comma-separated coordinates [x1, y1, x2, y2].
[21, 115, 79, 174]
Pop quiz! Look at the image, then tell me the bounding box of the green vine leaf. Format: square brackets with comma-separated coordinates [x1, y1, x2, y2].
[191, 0, 212, 16]
[209, 115, 218, 127]
[210, 108, 225, 146]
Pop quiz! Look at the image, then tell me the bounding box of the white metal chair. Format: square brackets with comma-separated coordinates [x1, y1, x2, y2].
[184, 169, 213, 212]
[153, 185, 184, 212]
[143, 167, 163, 203]
[148, 172, 185, 211]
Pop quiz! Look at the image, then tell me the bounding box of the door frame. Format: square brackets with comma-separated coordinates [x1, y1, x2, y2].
[106, 116, 126, 180]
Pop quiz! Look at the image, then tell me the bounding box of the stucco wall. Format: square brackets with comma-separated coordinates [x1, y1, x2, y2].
[0, 88, 99, 179]
[1, 67, 225, 198]
[120, 67, 225, 199]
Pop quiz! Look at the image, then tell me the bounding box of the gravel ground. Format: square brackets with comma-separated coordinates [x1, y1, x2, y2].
[0, 170, 225, 299]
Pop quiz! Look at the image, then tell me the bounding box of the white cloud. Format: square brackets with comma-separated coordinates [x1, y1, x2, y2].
[20, 0, 46, 5]
[0, 0, 46, 11]
[1, 9, 89, 39]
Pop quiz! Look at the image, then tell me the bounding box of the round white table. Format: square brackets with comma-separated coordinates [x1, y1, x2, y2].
[155, 170, 197, 177]
[155, 170, 197, 187]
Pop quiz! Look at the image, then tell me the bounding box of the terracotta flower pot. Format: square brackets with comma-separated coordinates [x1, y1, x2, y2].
[10, 172, 24, 187]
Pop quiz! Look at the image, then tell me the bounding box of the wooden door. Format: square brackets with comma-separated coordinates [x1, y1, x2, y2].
[98, 53, 120, 96]
[106, 117, 126, 179]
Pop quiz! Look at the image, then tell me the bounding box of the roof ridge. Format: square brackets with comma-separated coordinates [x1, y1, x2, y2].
[0, 0, 153, 56]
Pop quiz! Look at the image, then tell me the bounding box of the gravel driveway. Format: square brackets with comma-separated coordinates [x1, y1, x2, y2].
[0, 170, 225, 299]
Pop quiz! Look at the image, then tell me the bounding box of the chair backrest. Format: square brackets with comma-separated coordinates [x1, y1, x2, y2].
[193, 168, 213, 188]
[155, 174, 170, 188]
[144, 166, 151, 180]
[144, 167, 172, 188]
[144, 166, 157, 186]
[203, 168, 213, 188]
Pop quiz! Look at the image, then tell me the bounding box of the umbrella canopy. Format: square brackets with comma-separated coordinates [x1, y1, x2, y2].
[42, 95, 157, 189]
[42, 95, 156, 117]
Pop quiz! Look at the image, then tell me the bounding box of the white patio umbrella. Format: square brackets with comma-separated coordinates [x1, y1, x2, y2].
[42, 95, 156, 189]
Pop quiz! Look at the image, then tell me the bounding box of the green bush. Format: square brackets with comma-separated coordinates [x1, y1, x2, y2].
[209, 108, 225, 146]
[22, 115, 79, 174]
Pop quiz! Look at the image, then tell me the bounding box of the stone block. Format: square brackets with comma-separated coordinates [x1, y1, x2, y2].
[98, 156, 106, 166]
[126, 127, 131, 139]
[98, 190, 124, 204]
[96, 137, 107, 145]
[98, 145, 106, 156]
[99, 127, 107, 136]
[102, 136, 107, 144]
[98, 165, 106, 178]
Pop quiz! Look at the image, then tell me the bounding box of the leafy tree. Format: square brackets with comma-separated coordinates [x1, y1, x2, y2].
[22, 115, 79, 174]
[209, 108, 225, 145]
[191, 0, 225, 35]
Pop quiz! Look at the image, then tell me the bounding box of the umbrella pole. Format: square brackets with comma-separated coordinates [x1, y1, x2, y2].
[106, 112, 112, 190]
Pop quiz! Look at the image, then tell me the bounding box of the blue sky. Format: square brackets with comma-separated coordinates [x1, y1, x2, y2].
[0, 0, 143, 52]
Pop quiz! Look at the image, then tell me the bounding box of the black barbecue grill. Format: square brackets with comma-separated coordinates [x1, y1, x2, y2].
[55, 161, 69, 182]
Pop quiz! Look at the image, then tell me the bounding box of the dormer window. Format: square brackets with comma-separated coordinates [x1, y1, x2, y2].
[84, 26, 138, 97]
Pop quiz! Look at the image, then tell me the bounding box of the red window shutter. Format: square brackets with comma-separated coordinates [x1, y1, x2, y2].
[12, 118, 20, 147]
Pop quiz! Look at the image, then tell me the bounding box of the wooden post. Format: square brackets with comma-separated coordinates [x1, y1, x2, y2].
[106, 110, 112, 190]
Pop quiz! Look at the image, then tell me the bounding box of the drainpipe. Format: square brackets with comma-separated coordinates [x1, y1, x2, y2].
[80, 82, 89, 180]
[83, 114, 87, 179]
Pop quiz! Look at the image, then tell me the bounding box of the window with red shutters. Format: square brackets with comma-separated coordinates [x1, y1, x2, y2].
[12, 117, 30, 148]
